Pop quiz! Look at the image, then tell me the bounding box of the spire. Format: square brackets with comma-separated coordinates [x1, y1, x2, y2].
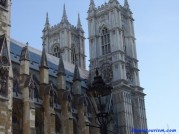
[88, 0, 96, 11]
[57, 54, 65, 76]
[19, 42, 30, 61]
[77, 13, 82, 27]
[90, 0, 95, 5]
[40, 43, 48, 68]
[43, 12, 50, 32]
[73, 63, 81, 82]
[61, 4, 69, 23]
[77, 13, 84, 32]
[124, 0, 130, 9]
[45, 12, 49, 25]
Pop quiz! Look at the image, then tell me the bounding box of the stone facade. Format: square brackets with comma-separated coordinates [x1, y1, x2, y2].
[0, 0, 13, 134]
[10, 39, 90, 134]
[0, 0, 148, 134]
[42, 5, 86, 69]
[88, 0, 147, 133]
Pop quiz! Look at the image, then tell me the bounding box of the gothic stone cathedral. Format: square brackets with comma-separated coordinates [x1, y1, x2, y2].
[0, 0, 148, 134]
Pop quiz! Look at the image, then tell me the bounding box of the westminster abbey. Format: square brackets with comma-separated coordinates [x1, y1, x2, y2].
[0, 0, 148, 134]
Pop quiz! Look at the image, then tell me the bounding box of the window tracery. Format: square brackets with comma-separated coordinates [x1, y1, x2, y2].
[0, 67, 8, 96]
[101, 27, 110, 55]
[125, 57, 134, 83]
[71, 45, 77, 64]
[50, 90, 54, 108]
[122, 28, 127, 53]
[53, 45, 60, 58]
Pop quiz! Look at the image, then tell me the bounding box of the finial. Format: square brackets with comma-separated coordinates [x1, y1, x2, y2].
[77, 13, 82, 27]
[90, 0, 95, 6]
[20, 44, 30, 61]
[57, 49, 65, 76]
[40, 42, 48, 68]
[61, 4, 69, 23]
[77, 13, 84, 32]
[88, 0, 96, 11]
[124, 0, 130, 9]
[73, 63, 81, 82]
[46, 12, 49, 25]
[63, 4, 67, 17]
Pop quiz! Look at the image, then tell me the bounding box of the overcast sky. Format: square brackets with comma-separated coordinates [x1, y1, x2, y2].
[11, 0, 179, 133]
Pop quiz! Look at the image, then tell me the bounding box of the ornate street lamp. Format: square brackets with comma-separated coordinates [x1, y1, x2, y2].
[86, 69, 113, 134]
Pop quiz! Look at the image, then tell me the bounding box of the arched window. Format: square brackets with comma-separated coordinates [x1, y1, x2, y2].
[122, 27, 127, 53]
[53, 45, 60, 58]
[71, 45, 77, 64]
[12, 101, 22, 134]
[101, 27, 110, 55]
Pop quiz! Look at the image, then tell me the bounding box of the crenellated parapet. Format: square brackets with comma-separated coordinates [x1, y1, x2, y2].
[42, 4, 86, 69]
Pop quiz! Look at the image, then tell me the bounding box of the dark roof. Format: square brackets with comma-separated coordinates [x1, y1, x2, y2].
[10, 39, 88, 88]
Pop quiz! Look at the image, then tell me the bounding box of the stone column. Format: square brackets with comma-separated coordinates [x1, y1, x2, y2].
[113, 88, 134, 134]
[43, 92, 56, 134]
[21, 78, 36, 134]
[19, 46, 36, 134]
[61, 93, 73, 134]
[61, 100, 73, 134]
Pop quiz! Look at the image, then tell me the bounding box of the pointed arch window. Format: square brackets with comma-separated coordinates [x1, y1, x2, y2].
[53, 45, 60, 58]
[101, 27, 110, 55]
[71, 45, 77, 64]
[12, 101, 22, 134]
[122, 27, 127, 53]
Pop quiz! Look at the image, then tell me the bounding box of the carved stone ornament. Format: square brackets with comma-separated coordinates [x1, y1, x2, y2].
[125, 57, 133, 83]
[0, 0, 6, 7]
[101, 62, 113, 83]
[0, 34, 10, 67]
[0, 67, 9, 96]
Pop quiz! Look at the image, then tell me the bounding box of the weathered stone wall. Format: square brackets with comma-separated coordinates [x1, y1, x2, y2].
[0, 0, 13, 133]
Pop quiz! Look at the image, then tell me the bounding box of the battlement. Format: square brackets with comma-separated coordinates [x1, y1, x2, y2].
[95, 0, 121, 13]
[48, 22, 79, 33]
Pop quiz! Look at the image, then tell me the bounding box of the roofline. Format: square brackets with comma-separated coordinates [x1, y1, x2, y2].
[10, 38, 89, 79]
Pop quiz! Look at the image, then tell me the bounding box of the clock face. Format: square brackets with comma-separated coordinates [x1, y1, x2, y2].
[0, 0, 6, 7]
[1, 56, 8, 65]
[101, 63, 113, 83]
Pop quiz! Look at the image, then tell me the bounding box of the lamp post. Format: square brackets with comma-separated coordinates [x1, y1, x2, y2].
[86, 68, 113, 134]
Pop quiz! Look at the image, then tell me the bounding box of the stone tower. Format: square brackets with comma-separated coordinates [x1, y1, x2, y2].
[87, 0, 147, 133]
[42, 4, 86, 69]
[0, 0, 13, 133]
